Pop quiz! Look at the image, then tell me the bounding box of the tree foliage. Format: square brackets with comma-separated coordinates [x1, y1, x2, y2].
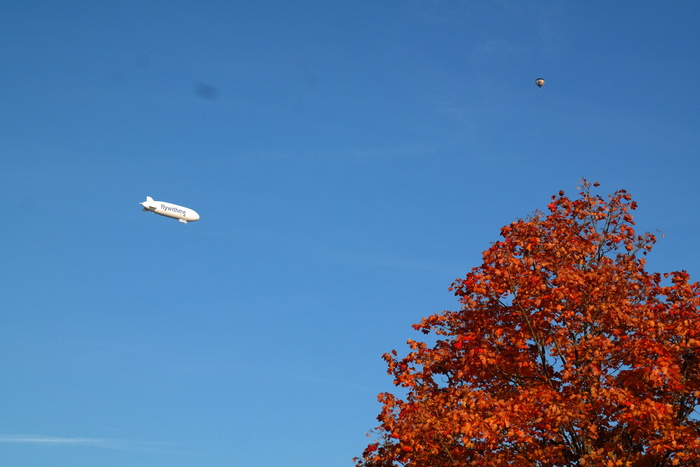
[356, 181, 700, 466]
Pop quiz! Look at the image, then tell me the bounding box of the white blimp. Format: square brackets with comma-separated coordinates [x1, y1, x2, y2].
[140, 196, 200, 224]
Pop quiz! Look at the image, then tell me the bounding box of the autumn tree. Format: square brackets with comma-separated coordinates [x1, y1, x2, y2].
[356, 181, 700, 466]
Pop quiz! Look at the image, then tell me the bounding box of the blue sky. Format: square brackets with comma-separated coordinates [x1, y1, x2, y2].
[1, 1, 699, 465]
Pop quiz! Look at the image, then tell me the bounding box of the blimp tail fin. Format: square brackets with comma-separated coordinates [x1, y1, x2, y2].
[140, 196, 156, 211]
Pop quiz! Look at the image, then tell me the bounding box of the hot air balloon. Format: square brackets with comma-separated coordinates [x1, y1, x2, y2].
[535, 78, 545, 88]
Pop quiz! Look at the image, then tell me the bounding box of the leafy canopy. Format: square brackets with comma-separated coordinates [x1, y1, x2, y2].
[356, 181, 700, 466]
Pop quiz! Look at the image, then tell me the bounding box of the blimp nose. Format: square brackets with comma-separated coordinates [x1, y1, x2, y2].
[193, 212, 200, 221]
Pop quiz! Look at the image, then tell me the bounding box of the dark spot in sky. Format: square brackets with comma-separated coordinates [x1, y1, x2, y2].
[135, 54, 150, 68]
[295, 58, 321, 89]
[194, 83, 220, 100]
[20, 196, 36, 212]
[109, 70, 124, 84]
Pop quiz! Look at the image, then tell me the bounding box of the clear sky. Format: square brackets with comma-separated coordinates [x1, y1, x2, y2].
[1, 1, 699, 466]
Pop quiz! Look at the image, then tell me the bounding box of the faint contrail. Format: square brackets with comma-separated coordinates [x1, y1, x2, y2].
[0, 435, 113, 447]
[0, 435, 174, 451]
